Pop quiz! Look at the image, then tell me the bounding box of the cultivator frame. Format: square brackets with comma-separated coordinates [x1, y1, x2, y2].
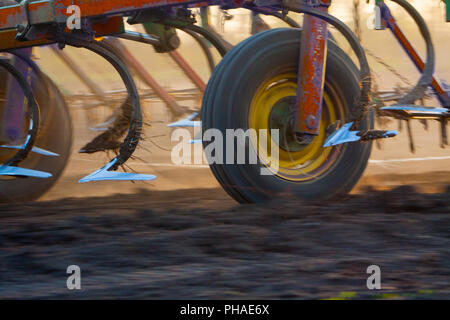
[0, 0, 448, 200]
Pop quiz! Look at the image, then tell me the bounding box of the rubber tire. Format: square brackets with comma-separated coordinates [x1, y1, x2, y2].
[201, 28, 373, 203]
[0, 71, 73, 203]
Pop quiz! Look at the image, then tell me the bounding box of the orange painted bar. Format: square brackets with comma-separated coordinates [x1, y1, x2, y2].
[0, 0, 201, 50]
[0, 30, 52, 49]
[296, 6, 329, 135]
[0, 0, 196, 28]
[0, 14, 125, 50]
[52, 0, 190, 19]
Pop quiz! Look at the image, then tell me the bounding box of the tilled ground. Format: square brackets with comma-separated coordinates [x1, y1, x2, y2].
[0, 185, 448, 299]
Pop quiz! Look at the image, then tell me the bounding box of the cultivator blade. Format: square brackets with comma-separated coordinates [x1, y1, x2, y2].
[1, 145, 59, 157]
[168, 112, 201, 127]
[79, 158, 156, 183]
[324, 122, 397, 147]
[0, 165, 52, 178]
[168, 112, 202, 143]
[380, 105, 449, 119]
[323, 122, 361, 147]
[381, 105, 449, 149]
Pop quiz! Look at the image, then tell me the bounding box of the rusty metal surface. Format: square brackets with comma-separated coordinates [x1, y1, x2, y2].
[0, 0, 205, 50]
[295, 5, 329, 135]
[0, 0, 199, 29]
[0, 11, 125, 50]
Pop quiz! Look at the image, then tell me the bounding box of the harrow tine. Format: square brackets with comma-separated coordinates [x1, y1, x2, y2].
[380, 105, 449, 118]
[168, 112, 201, 128]
[79, 158, 156, 183]
[1, 145, 59, 157]
[0, 165, 52, 178]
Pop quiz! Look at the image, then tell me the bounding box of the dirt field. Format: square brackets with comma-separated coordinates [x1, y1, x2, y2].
[0, 186, 449, 299]
[0, 1, 449, 299]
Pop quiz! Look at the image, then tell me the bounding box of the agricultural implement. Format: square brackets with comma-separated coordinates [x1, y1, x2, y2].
[0, 0, 448, 203]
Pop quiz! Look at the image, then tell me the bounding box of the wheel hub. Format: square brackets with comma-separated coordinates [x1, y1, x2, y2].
[268, 96, 315, 152]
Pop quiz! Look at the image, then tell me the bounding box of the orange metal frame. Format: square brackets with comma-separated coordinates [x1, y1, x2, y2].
[0, 0, 201, 50]
[295, 5, 329, 135]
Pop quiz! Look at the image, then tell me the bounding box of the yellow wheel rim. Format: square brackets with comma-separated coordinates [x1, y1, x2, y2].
[249, 72, 345, 181]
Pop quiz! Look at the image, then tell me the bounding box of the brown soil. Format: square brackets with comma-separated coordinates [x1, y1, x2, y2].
[0, 185, 449, 299]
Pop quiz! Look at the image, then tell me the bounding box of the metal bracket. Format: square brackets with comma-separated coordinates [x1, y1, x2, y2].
[15, 0, 32, 41]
